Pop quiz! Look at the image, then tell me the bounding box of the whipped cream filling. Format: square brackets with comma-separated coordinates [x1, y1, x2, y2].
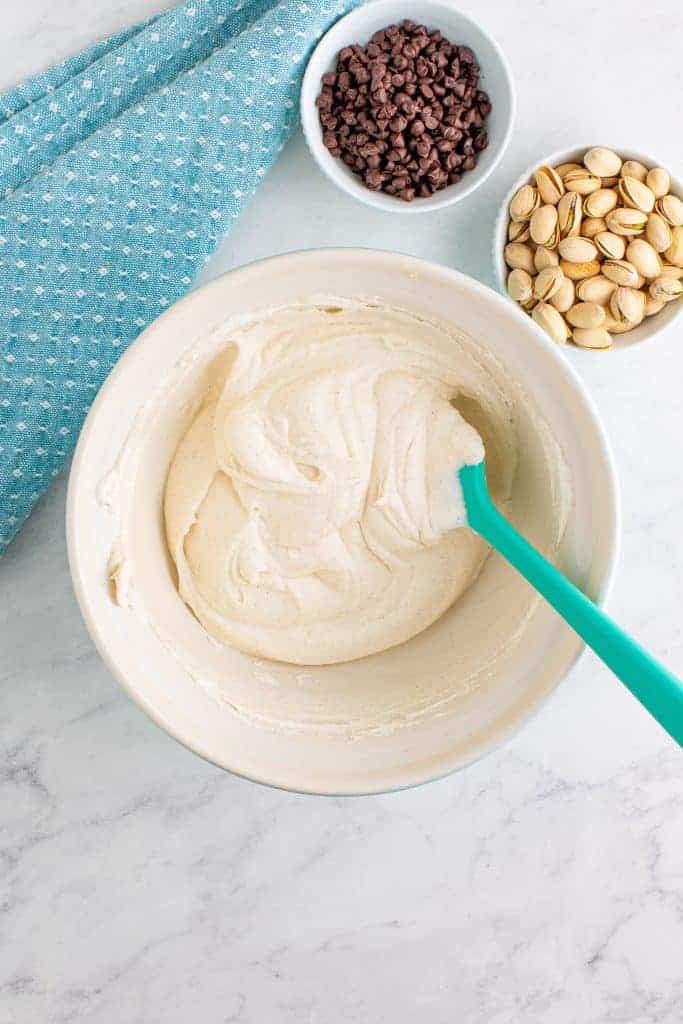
[164, 301, 514, 665]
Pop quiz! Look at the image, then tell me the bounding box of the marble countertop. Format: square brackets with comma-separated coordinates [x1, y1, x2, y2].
[1, 2, 682, 1022]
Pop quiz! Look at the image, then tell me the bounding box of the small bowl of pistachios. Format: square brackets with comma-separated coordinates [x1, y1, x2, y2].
[494, 146, 683, 349]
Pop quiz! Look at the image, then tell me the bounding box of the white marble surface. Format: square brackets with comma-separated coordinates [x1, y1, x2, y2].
[1, 1, 682, 1021]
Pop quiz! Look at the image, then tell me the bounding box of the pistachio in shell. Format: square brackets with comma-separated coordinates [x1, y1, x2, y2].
[655, 194, 683, 227]
[605, 208, 647, 236]
[530, 204, 559, 246]
[509, 184, 540, 222]
[557, 191, 582, 238]
[626, 239, 662, 279]
[609, 286, 645, 325]
[584, 188, 619, 219]
[595, 231, 625, 260]
[532, 301, 569, 344]
[533, 266, 565, 302]
[533, 165, 565, 205]
[602, 259, 640, 287]
[558, 236, 598, 263]
[664, 226, 683, 268]
[620, 160, 648, 182]
[572, 327, 613, 349]
[619, 176, 655, 213]
[507, 268, 534, 303]
[583, 147, 622, 178]
[650, 275, 683, 302]
[504, 242, 535, 274]
[581, 217, 608, 239]
[645, 212, 673, 253]
[646, 168, 670, 199]
[563, 168, 601, 195]
[534, 245, 560, 272]
[576, 275, 616, 304]
[566, 302, 606, 329]
[550, 276, 575, 313]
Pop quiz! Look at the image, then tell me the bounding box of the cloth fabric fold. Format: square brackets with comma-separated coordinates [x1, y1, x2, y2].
[0, 0, 357, 552]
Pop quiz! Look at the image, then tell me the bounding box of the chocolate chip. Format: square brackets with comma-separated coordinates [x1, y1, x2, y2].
[316, 19, 491, 202]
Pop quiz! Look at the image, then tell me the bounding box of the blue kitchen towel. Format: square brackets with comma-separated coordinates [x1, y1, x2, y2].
[0, 0, 358, 553]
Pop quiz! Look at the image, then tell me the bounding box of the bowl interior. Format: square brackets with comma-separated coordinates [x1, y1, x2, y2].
[493, 144, 683, 348]
[301, 0, 514, 214]
[68, 250, 618, 795]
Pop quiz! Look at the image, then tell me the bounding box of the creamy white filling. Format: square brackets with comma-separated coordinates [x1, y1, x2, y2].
[164, 301, 514, 665]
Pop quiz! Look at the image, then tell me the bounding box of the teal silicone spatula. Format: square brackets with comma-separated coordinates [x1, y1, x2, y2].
[459, 460, 683, 746]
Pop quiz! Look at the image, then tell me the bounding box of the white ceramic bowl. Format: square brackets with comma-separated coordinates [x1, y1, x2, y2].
[493, 144, 683, 348]
[301, 0, 515, 214]
[67, 249, 619, 796]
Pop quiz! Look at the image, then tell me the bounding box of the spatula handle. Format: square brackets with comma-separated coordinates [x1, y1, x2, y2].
[460, 463, 683, 747]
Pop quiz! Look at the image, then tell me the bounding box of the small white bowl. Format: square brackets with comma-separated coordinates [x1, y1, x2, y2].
[493, 144, 683, 348]
[67, 249, 619, 796]
[301, 0, 515, 214]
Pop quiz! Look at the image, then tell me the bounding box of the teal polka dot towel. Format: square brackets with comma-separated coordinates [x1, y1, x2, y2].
[0, 0, 357, 553]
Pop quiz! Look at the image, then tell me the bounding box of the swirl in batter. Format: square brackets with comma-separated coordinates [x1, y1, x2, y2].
[164, 301, 515, 664]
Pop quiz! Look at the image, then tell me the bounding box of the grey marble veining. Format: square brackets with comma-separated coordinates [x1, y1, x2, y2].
[1, 2, 682, 1022]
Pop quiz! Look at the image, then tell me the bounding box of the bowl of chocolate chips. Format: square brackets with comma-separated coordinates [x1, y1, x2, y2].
[301, 1, 515, 212]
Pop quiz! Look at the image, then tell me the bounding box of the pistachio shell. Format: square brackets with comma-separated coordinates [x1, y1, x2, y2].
[609, 287, 645, 325]
[563, 168, 601, 195]
[532, 301, 569, 344]
[619, 176, 655, 213]
[550, 277, 575, 313]
[557, 191, 582, 238]
[664, 226, 683, 267]
[583, 147, 622, 178]
[566, 302, 606, 329]
[558, 236, 598, 262]
[605, 208, 647, 236]
[660, 263, 683, 279]
[534, 245, 560, 272]
[508, 220, 531, 243]
[604, 318, 638, 335]
[584, 188, 619, 218]
[556, 162, 583, 179]
[576, 275, 617, 304]
[560, 259, 601, 281]
[581, 217, 607, 239]
[621, 160, 648, 182]
[600, 176, 620, 189]
[645, 295, 665, 317]
[572, 327, 613, 349]
[530, 204, 559, 246]
[655, 194, 683, 227]
[626, 239, 661, 279]
[595, 231, 625, 260]
[533, 266, 565, 301]
[646, 168, 670, 199]
[507, 268, 534, 303]
[649, 275, 683, 302]
[504, 242, 535, 274]
[533, 165, 565, 205]
[602, 259, 640, 287]
[645, 212, 673, 253]
[509, 184, 540, 222]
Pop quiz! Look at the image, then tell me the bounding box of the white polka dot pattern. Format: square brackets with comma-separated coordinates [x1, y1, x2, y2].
[0, 0, 357, 552]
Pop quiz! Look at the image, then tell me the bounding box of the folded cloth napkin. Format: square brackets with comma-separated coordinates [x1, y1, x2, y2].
[0, 0, 358, 553]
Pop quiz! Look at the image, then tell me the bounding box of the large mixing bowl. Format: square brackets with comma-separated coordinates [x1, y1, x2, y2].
[67, 249, 619, 795]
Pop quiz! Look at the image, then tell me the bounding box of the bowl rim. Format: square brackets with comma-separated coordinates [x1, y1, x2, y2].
[67, 247, 621, 796]
[492, 142, 683, 350]
[300, 0, 516, 215]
